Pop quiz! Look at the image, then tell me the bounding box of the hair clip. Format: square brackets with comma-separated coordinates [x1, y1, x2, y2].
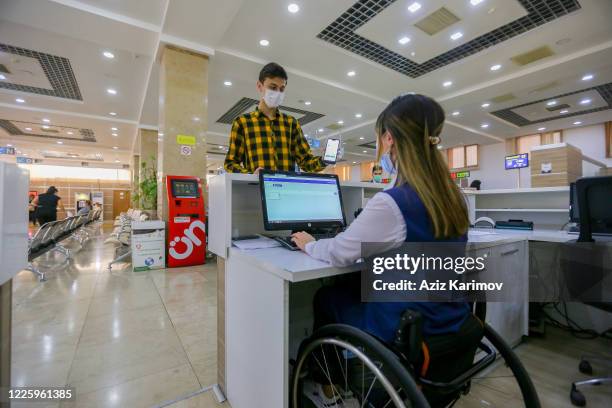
[429, 136, 441, 145]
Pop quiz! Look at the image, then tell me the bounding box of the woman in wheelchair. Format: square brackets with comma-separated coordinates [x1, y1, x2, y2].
[291, 94, 540, 408]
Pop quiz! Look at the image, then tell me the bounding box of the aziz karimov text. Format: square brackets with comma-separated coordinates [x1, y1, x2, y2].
[372, 279, 504, 292]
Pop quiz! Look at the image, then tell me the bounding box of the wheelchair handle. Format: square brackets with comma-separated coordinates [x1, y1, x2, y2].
[394, 310, 423, 364]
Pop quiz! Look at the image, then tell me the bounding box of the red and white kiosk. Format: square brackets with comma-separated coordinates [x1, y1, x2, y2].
[166, 175, 206, 267]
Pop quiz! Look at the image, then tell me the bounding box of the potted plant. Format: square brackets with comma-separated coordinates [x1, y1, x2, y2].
[132, 156, 158, 218]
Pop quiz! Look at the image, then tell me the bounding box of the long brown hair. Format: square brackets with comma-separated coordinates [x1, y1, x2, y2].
[376, 94, 469, 238]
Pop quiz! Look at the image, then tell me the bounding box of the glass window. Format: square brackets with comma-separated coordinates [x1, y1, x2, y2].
[517, 134, 541, 154]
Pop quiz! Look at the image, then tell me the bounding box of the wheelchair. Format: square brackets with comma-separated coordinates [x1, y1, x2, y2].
[291, 303, 541, 407]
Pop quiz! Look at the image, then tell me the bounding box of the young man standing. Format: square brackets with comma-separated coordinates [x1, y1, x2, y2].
[223, 62, 326, 174]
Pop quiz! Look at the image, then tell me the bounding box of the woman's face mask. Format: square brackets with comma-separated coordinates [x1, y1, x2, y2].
[373, 174, 383, 183]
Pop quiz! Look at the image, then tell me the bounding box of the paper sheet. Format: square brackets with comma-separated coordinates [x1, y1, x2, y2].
[232, 235, 281, 250]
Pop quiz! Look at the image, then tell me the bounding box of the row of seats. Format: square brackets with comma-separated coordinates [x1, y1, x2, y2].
[105, 209, 150, 270]
[26, 208, 102, 281]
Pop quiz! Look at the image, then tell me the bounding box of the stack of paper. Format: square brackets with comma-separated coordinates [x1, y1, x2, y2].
[232, 235, 281, 250]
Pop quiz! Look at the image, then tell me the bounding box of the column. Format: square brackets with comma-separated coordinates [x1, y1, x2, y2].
[157, 45, 208, 220]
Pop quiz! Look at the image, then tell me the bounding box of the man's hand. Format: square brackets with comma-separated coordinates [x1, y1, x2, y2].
[291, 231, 315, 252]
[253, 167, 264, 175]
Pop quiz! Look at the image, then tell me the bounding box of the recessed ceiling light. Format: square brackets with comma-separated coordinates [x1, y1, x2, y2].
[470, 0, 485, 5]
[359, 137, 364, 140]
[337, 120, 344, 125]
[398, 36, 411, 45]
[115, 160, 120, 163]
[223, 81, 232, 86]
[111, 127, 118, 131]
[67, 131, 73, 135]
[352, 161, 357, 164]
[106, 88, 117, 95]
[103, 51, 115, 59]
[559, 109, 569, 114]
[42, 125, 50, 129]
[538, 127, 546, 131]
[546, 100, 557, 106]
[6, 144, 12, 147]
[218, 145, 224, 149]
[347, 71, 356, 77]
[363, 150, 367, 153]
[259, 39, 270, 47]
[15, 98, 25, 103]
[304, 101, 312, 105]
[481, 103, 490, 108]
[25, 127, 32, 131]
[355, 113, 362, 118]
[288, 3, 299, 13]
[490, 64, 502, 71]
[451, 111, 460, 116]
[112, 133, 118, 137]
[581, 74, 594, 81]
[109, 112, 117, 116]
[112, 146, 118, 150]
[318, 128, 324, 132]
[579, 98, 591, 105]
[410, 51, 416, 57]
[443, 81, 453, 87]
[573, 121, 582, 125]
[57, 140, 63, 144]
[408, 2, 422, 13]
[42, 118, 50, 123]
[193, 116, 201, 122]
[480, 123, 489, 128]
[0, 74, 6, 80]
[450, 32, 463, 41]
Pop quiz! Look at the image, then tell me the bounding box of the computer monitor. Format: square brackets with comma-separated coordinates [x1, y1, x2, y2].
[170, 179, 200, 198]
[259, 170, 346, 231]
[505, 153, 529, 170]
[569, 182, 579, 223]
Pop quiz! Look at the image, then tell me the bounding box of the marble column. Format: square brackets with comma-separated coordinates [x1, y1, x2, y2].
[157, 45, 208, 220]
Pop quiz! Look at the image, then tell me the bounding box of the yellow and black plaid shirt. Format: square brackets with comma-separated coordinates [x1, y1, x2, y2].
[224, 108, 324, 173]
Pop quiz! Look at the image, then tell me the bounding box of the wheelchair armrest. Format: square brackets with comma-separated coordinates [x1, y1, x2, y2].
[394, 309, 423, 364]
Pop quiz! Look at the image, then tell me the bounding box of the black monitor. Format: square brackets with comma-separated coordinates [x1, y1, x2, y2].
[569, 182, 579, 223]
[171, 179, 199, 198]
[570, 177, 612, 237]
[259, 170, 346, 231]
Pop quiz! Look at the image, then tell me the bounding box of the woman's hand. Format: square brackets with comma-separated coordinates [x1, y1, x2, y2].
[291, 231, 315, 251]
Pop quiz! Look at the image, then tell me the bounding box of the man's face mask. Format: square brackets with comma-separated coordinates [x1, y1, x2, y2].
[263, 88, 285, 108]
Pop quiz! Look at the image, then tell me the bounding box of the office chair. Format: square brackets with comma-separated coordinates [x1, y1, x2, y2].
[562, 176, 612, 406]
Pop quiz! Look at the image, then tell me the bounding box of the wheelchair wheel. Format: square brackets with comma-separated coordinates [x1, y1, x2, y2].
[292, 324, 430, 408]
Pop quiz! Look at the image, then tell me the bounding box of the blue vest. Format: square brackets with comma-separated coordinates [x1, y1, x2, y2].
[363, 184, 470, 341]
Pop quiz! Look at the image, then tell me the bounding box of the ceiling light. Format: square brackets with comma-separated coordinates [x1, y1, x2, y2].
[112, 146, 118, 150]
[193, 116, 200, 122]
[0, 74, 6, 80]
[218, 145, 224, 149]
[546, 100, 557, 106]
[42, 118, 50, 123]
[581, 74, 593, 81]
[490, 64, 502, 71]
[288, 3, 299, 13]
[451, 111, 460, 116]
[109, 112, 117, 116]
[57, 140, 63, 144]
[106, 88, 117, 95]
[559, 109, 569, 114]
[573, 121, 582, 125]
[259, 39, 270, 47]
[480, 123, 489, 128]
[111, 127, 118, 131]
[355, 113, 362, 118]
[347, 71, 356, 77]
[67, 131, 73, 135]
[304, 101, 311, 105]
[363, 150, 367, 153]
[15, 98, 25, 103]
[115, 160, 120, 163]
[538, 127, 546, 131]
[359, 137, 364, 140]
[579, 98, 591, 105]
[103, 51, 115, 59]
[42, 125, 50, 129]
[410, 51, 416, 57]
[408, 2, 422, 13]
[318, 128, 324, 132]
[223, 81, 232, 86]
[470, 0, 485, 5]
[442, 81, 453, 87]
[337, 120, 344, 125]
[481, 103, 490, 108]
[6, 144, 12, 147]
[352, 161, 357, 164]
[25, 127, 32, 131]
[398, 36, 411, 45]
[112, 133, 118, 136]
[450, 32, 463, 41]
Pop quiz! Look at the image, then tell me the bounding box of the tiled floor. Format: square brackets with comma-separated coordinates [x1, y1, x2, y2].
[11, 224, 611, 407]
[11, 223, 222, 408]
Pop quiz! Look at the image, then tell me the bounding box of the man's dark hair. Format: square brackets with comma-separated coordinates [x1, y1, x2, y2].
[259, 62, 288, 83]
[46, 186, 58, 194]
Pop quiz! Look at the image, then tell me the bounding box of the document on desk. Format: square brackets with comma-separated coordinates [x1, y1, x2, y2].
[232, 235, 281, 250]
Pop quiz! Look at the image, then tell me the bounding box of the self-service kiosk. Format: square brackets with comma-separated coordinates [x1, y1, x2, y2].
[166, 175, 206, 267]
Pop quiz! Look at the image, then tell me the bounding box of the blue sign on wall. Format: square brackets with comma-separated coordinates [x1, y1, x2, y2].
[16, 156, 33, 164]
[0, 146, 16, 155]
[505, 153, 529, 170]
[307, 138, 320, 149]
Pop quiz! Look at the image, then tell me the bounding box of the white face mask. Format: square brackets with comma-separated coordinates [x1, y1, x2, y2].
[263, 88, 285, 108]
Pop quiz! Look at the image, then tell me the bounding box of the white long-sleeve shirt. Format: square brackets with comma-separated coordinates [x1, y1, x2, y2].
[304, 192, 407, 266]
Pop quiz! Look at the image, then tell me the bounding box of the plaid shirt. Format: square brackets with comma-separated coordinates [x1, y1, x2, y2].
[224, 108, 324, 173]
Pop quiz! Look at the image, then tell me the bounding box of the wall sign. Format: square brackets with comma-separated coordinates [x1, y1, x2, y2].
[451, 171, 470, 179]
[180, 145, 192, 156]
[16, 157, 33, 164]
[505, 153, 529, 170]
[0, 147, 15, 155]
[176, 134, 196, 146]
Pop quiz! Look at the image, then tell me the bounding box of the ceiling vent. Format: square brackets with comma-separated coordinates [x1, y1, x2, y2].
[326, 123, 344, 131]
[414, 7, 460, 36]
[511, 46, 554, 66]
[528, 81, 560, 94]
[0, 64, 9, 74]
[40, 127, 59, 133]
[81, 162, 89, 167]
[546, 103, 570, 112]
[122, 164, 130, 169]
[491, 93, 517, 104]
